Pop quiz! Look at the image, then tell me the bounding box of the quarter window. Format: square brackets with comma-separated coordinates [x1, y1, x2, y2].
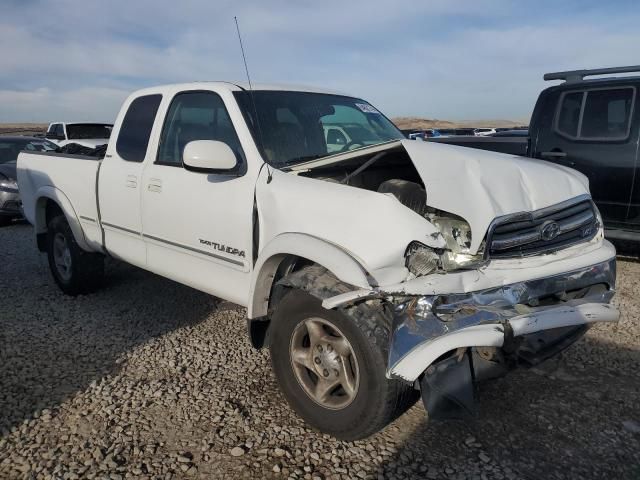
[555, 87, 635, 141]
[116, 94, 162, 162]
[157, 91, 243, 167]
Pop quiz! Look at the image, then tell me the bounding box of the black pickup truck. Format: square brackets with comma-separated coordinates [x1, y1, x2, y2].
[428, 65, 640, 243]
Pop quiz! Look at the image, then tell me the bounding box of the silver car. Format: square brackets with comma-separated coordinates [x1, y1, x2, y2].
[0, 136, 57, 226]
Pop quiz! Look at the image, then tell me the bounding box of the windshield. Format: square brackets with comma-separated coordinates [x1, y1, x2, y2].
[66, 124, 112, 140]
[234, 91, 404, 167]
[0, 139, 57, 163]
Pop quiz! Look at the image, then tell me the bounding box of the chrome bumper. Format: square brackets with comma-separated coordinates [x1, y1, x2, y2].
[387, 258, 618, 382]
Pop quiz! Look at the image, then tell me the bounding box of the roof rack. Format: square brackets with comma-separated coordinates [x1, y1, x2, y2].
[544, 65, 640, 83]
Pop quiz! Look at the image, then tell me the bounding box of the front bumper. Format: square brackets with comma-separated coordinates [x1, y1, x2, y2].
[387, 257, 617, 382]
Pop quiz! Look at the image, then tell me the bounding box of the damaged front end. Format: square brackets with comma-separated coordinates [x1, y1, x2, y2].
[387, 258, 617, 420]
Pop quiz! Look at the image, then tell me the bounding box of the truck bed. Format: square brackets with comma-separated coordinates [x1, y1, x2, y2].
[426, 135, 529, 156]
[17, 150, 104, 250]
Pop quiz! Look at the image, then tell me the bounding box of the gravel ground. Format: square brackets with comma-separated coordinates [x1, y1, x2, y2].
[1, 222, 639, 480]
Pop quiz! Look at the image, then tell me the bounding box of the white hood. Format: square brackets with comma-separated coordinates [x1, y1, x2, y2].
[402, 140, 590, 253]
[287, 139, 591, 256]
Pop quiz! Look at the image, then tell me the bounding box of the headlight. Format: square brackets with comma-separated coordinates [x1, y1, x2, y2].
[432, 216, 484, 270]
[592, 202, 604, 237]
[0, 174, 18, 193]
[405, 241, 440, 276]
[405, 215, 486, 277]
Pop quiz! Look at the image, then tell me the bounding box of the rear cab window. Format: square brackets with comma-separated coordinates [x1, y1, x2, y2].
[554, 87, 635, 141]
[116, 94, 163, 162]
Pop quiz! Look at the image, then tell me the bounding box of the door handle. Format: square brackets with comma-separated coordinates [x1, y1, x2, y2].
[540, 151, 567, 158]
[540, 151, 575, 167]
[125, 175, 137, 188]
[147, 178, 162, 193]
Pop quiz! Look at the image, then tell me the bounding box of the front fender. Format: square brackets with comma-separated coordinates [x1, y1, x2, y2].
[247, 233, 372, 319]
[34, 186, 90, 251]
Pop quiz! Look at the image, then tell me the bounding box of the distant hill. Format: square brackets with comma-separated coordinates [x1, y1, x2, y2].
[0, 123, 48, 136]
[392, 117, 528, 130]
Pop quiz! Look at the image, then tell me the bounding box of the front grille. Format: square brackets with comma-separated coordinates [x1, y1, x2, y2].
[487, 197, 598, 258]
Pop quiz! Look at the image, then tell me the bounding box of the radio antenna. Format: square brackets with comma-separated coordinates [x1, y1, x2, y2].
[234, 16, 271, 182]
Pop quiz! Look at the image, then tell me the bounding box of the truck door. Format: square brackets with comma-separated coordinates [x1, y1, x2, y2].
[532, 86, 638, 230]
[98, 94, 163, 267]
[622, 92, 640, 230]
[140, 89, 253, 305]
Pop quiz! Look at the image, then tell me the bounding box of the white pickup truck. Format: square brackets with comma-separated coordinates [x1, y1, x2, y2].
[18, 82, 618, 440]
[45, 122, 113, 149]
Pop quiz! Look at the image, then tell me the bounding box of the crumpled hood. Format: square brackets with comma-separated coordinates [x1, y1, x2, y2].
[402, 140, 590, 253]
[0, 161, 17, 181]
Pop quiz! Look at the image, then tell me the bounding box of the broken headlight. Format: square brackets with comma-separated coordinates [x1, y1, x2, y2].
[432, 216, 484, 270]
[405, 241, 440, 277]
[405, 216, 486, 277]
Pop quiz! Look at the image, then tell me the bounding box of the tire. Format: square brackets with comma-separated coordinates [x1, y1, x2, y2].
[269, 288, 418, 441]
[46, 214, 104, 295]
[0, 216, 12, 227]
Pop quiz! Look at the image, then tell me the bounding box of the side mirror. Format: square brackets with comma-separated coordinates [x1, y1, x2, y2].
[183, 140, 238, 173]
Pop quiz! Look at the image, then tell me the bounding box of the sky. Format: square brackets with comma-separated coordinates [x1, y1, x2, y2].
[1, 0, 639, 123]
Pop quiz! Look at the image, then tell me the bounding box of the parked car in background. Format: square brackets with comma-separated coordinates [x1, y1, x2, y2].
[18, 81, 617, 439]
[0, 136, 57, 226]
[427, 131, 529, 155]
[399, 129, 441, 140]
[529, 65, 640, 243]
[474, 128, 496, 136]
[46, 122, 113, 149]
[490, 129, 529, 137]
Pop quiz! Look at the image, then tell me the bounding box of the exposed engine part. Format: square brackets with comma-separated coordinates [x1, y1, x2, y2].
[378, 179, 428, 217]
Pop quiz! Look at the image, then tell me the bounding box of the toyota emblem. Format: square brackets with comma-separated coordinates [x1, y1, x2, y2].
[540, 221, 561, 241]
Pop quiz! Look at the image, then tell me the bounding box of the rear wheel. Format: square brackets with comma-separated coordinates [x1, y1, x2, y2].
[0, 215, 12, 227]
[270, 288, 417, 440]
[46, 214, 104, 295]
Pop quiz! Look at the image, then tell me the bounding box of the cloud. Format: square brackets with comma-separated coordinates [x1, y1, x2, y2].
[0, 0, 638, 122]
[0, 87, 128, 122]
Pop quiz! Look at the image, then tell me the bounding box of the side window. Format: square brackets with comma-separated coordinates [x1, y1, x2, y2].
[55, 124, 65, 137]
[556, 92, 583, 138]
[116, 94, 162, 162]
[47, 124, 61, 138]
[157, 91, 242, 166]
[555, 87, 635, 141]
[581, 88, 634, 139]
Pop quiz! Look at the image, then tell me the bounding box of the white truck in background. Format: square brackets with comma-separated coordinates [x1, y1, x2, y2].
[45, 122, 113, 149]
[18, 82, 618, 440]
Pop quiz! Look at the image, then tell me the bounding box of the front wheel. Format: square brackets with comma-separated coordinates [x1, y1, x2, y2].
[269, 289, 417, 440]
[46, 214, 104, 295]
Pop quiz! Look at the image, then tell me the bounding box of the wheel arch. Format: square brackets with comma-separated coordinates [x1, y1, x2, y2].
[247, 233, 373, 348]
[34, 187, 90, 252]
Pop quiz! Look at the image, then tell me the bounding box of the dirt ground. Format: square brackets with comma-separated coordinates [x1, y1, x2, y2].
[0, 222, 639, 479]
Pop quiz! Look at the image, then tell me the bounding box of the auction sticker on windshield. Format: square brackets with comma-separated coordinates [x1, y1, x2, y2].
[355, 103, 380, 114]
